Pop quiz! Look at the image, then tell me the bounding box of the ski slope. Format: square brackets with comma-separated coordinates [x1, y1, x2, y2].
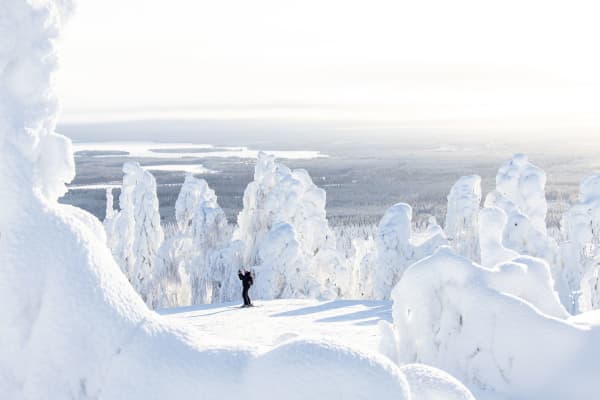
[161, 299, 390, 354]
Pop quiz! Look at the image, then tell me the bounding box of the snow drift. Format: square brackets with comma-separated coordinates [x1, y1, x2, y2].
[0, 1, 471, 399]
[384, 246, 600, 399]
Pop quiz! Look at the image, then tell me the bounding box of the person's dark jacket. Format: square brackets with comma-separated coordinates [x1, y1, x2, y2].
[238, 270, 254, 289]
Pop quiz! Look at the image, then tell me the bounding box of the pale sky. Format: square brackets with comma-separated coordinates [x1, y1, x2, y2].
[56, 0, 600, 132]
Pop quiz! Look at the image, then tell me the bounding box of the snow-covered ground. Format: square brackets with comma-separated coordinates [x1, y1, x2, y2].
[161, 299, 390, 354]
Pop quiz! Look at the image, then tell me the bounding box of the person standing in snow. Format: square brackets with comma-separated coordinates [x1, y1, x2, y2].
[238, 269, 254, 307]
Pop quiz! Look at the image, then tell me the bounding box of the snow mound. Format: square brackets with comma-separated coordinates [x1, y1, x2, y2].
[386, 246, 600, 399]
[400, 364, 475, 400]
[246, 339, 411, 400]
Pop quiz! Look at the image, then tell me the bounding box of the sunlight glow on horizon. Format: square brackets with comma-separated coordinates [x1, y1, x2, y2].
[56, 0, 600, 132]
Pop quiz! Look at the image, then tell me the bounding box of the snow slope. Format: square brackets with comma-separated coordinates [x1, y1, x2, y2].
[161, 299, 393, 354]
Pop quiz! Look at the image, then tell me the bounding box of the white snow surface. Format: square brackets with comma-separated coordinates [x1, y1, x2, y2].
[163, 300, 475, 400]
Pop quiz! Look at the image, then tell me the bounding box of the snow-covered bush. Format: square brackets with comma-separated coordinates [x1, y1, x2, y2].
[382, 247, 600, 399]
[107, 162, 164, 305]
[445, 175, 481, 261]
[234, 152, 348, 299]
[371, 203, 447, 300]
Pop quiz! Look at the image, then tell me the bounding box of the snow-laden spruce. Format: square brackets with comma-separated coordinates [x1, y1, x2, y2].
[382, 246, 600, 400]
[146, 173, 233, 307]
[0, 2, 473, 399]
[234, 152, 349, 299]
[445, 175, 481, 261]
[484, 154, 566, 307]
[370, 203, 447, 300]
[561, 174, 600, 312]
[106, 162, 164, 305]
[187, 176, 231, 304]
[492, 153, 548, 234]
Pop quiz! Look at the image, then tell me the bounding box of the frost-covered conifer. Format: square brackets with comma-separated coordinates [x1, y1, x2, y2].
[371, 203, 447, 300]
[109, 162, 164, 305]
[478, 207, 519, 268]
[445, 175, 481, 261]
[234, 152, 348, 299]
[561, 174, 600, 312]
[188, 177, 230, 303]
[484, 154, 564, 304]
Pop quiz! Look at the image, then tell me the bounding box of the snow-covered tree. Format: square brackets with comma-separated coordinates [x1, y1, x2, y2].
[105, 187, 115, 219]
[478, 207, 519, 268]
[493, 153, 548, 234]
[371, 203, 447, 300]
[108, 162, 164, 305]
[485, 154, 565, 305]
[103, 187, 119, 252]
[561, 174, 600, 312]
[252, 222, 320, 299]
[175, 174, 213, 233]
[188, 178, 231, 304]
[445, 175, 481, 261]
[385, 247, 577, 399]
[151, 233, 193, 309]
[234, 152, 348, 299]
